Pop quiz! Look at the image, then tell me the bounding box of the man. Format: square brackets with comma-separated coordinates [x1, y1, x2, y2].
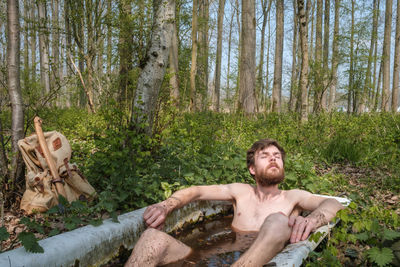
[125, 139, 344, 266]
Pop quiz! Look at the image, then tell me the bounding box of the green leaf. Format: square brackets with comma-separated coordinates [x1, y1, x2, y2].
[20, 217, 45, 234]
[48, 229, 60, 237]
[355, 231, 369, 241]
[0, 226, 10, 241]
[110, 211, 119, 223]
[366, 247, 394, 267]
[18, 231, 44, 253]
[89, 219, 103, 226]
[383, 228, 400, 241]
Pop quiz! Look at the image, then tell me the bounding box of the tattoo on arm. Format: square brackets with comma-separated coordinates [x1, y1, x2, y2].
[310, 211, 328, 227]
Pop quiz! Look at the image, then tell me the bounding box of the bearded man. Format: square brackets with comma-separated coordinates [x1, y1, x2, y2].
[125, 139, 344, 266]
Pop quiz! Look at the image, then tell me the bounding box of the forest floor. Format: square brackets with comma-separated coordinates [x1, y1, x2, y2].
[1, 162, 399, 265]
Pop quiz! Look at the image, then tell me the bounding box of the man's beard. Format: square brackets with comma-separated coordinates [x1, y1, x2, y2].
[255, 164, 285, 186]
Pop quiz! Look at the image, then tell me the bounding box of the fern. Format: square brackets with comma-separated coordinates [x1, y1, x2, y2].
[18, 231, 44, 253]
[366, 247, 394, 267]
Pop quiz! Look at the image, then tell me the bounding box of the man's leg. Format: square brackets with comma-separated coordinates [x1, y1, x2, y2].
[125, 228, 192, 267]
[232, 212, 291, 266]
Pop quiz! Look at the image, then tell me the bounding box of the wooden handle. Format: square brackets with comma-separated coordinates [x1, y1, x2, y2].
[34, 116, 66, 198]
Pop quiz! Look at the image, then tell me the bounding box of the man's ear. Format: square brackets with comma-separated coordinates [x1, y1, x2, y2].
[249, 165, 256, 176]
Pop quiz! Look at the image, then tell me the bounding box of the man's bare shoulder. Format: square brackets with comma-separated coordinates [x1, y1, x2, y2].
[226, 183, 255, 195]
[285, 189, 313, 200]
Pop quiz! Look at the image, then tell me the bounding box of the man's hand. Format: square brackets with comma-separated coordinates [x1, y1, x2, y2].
[288, 215, 318, 243]
[143, 203, 168, 230]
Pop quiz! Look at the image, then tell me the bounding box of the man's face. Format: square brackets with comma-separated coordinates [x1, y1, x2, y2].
[249, 145, 285, 186]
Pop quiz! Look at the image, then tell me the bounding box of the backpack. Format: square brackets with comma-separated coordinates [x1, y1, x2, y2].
[18, 131, 96, 214]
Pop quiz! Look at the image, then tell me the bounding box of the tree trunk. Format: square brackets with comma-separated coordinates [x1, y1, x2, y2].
[298, 0, 309, 122]
[271, 0, 284, 113]
[348, 0, 355, 113]
[169, 10, 180, 106]
[37, 0, 51, 95]
[237, 0, 256, 114]
[313, 0, 322, 113]
[30, 0, 36, 79]
[226, 5, 234, 109]
[106, 0, 112, 75]
[51, 0, 60, 93]
[213, 0, 226, 112]
[196, 0, 209, 111]
[382, 0, 392, 111]
[7, 0, 25, 183]
[392, 0, 400, 112]
[328, 0, 340, 112]
[361, 0, 378, 112]
[321, 0, 329, 110]
[132, 0, 175, 135]
[23, 0, 29, 78]
[371, 0, 380, 111]
[289, 0, 298, 112]
[189, 0, 198, 111]
[256, 0, 272, 112]
[118, 0, 134, 107]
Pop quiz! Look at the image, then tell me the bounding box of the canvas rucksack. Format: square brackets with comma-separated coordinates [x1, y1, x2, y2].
[18, 131, 96, 214]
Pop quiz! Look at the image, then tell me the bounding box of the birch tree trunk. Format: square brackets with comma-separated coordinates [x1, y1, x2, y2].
[392, 0, 400, 112]
[237, 0, 256, 114]
[213, 0, 226, 112]
[189, 0, 198, 111]
[37, 0, 51, 95]
[382, 0, 392, 111]
[132, 0, 175, 135]
[271, 0, 284, 113]
[328, 0, 340, 112]
[298, 0, 309, 122]
[7, 0, 25, 183]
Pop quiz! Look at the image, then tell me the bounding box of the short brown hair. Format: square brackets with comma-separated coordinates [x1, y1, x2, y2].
[246, 139, 286, 170]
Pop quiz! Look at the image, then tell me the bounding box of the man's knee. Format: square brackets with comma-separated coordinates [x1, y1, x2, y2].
[260, 212, 291, 241]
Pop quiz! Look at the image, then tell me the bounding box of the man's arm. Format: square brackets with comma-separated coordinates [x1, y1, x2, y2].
[143, 184, 236, 229]
[290, 190, 344, 243]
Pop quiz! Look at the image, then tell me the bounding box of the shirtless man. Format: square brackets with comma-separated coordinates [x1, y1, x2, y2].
[125, 139, 344, 266]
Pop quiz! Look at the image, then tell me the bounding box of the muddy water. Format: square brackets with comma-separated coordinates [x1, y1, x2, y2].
[104, 215, 263, 267]
[164, 215, 258, 266]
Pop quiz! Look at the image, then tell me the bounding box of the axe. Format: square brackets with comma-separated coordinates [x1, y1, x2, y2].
[34, 116, 67, 200]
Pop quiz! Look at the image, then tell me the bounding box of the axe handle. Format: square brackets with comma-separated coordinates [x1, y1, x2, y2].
[34, 116, 67, 198]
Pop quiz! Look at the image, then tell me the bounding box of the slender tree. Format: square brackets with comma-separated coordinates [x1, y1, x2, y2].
[348, 0, 355, 113]
[196, 0, 209, 110]
[298, 0, 309, 121]
[313, 0, 323, 112]
[271, 0, 284, 113]
[169, 8, 180, 106]
[328, 0, 340, 111]
[392, 0, 400, 112]
[321, 0, 329, 110]
[7, 0, 25, 183]
[237, 0, 256, 113]
[213, 0, 226, 112]
[361, 0, 378, 112]
[37, 0, 51, 95]
[189, 0, 198, 111]
[289, 0, 298, 112]
[256, 0, 272, 111]
[382, 0, 392, 111]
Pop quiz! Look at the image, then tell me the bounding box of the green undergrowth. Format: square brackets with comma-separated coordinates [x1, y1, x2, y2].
[1, 109, 399, 265]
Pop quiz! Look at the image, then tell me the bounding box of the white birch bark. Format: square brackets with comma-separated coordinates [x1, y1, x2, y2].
[133, 0, 175, 134]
